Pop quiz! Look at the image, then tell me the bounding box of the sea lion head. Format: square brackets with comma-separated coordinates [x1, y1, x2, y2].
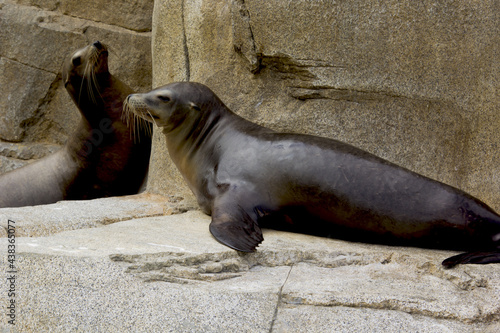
[124, 82, 220, 133]
[62, 41, 110, 105]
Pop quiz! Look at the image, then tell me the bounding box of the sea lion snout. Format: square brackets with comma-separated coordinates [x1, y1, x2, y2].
[93, 41, 103, 50]
[91, 41, 108, 57]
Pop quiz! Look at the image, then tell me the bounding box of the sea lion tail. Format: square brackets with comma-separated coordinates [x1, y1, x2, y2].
[442, 250, 500, 268]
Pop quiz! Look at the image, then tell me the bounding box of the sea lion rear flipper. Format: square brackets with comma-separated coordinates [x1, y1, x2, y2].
[442, 250, 500, 268]
[209, 205, 263, 252]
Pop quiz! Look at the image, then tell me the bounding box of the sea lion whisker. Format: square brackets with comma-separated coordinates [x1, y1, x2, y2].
[82, 60, 93, 103]
[122, 97, 156, 142]
[122, 102, 135, 139]
[135, 112, 146, 138]
[87, 62, 101, 104]
[121, 100, 130, 125]
[86, 70, 95, 104]
[146, 110, 157, 123]
[135, 114, 141, 143]
[77, 73, 86, 104]
[91, 68, 102, 102]
[123, 101, 145, 142]
[139, 115, 146, 138]
[145, 114, 153, 135]
[130, 105, 137, 142]
[84, 49, 104, 103]
[142, 113, 153, 136]
[134, 110, 154, 142]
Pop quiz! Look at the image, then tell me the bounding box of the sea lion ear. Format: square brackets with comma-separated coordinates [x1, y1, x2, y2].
[189, 102, 201, 111]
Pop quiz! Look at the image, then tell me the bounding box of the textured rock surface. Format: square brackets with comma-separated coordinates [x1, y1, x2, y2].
[150, 0, 500, 212]
[0, 193, 177, 237]
[0, 0, 152, 171]
[15, 0, 154, 32]
[0, 57, 56, 142]
[0, 199, 499, 332]
[0, 141, 60, 173]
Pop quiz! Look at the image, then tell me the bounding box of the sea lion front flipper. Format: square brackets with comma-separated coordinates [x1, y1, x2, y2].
[442, 250, 500, 268]
[209, 205, 263, 252]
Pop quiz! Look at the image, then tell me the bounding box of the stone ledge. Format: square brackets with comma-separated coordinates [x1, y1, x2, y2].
[1, 198, 498, 332]
[0, 193, 176, 237]
[0, 141, 61, 160]
[0, 142, 62, 174]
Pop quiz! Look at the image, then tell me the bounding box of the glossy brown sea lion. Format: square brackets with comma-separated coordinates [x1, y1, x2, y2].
[124, 82, 500, 267]
[0, 42, 151, 208]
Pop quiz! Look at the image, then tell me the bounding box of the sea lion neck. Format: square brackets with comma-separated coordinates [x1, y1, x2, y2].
[73, 73, 116, 124]
[163, 102, 243, 185]
[164, 101, 235, 154]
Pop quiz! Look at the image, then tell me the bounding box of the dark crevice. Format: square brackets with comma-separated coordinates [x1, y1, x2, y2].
[20, 74, 62, 132]
[2, 57, 58, 75]
[279, 297, 500, 324]
[268, 265, 293, 332]
[181, 0, 191, 81]
[231, 0, 261, 73]
[14, 1, 152, 34]
[288, 85, 444, 103]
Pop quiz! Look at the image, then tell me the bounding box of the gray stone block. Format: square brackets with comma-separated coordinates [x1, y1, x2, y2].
[0, 199, 498, 332]
[14, 0, 154, 32]
[0, 58, 56, 142]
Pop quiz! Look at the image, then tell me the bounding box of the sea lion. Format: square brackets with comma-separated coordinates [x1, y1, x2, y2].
[0, 41, 151, 208]
[124, 82, 500, 267]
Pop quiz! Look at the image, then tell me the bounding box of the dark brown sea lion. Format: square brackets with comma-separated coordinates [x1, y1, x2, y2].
[0, 42, 151, 208]
[124, 82, 500, 267]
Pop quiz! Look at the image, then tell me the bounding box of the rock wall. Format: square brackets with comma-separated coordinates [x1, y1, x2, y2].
[149, 0, 500, 211]
[0, 0, 153, 172]
[0, 1, 499, 331]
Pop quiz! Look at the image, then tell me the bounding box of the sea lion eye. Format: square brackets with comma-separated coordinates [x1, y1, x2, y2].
[72, 56, 81, 67]
[191, 104, 201, 111]
[158, 95, 171, 102]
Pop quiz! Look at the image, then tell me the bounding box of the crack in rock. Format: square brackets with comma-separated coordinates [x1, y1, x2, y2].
[180, 0, 191, 81]
[111, 249, 499, 324]
[417, 261, 489, 291]
[289, 86, 400, 101]
[0, 141, 61, 160]
[20, 73, 62, 131]
[259, 53, 317, 81]
[288, 85, 444, 103]
[2, 56, 59, 75]
[280, 294, 499, 324]
[109, 249, 490, 290]
[231, 0, 261, 73]
[269, 265, 293, 332]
